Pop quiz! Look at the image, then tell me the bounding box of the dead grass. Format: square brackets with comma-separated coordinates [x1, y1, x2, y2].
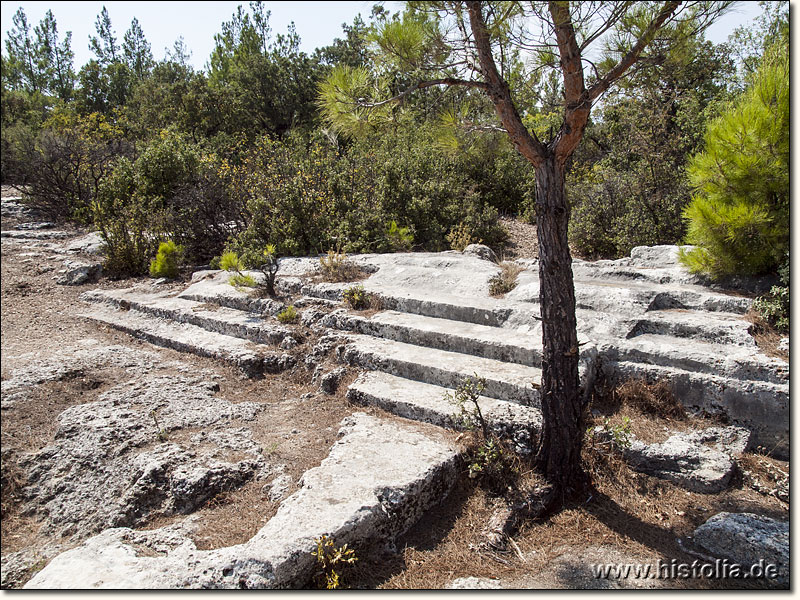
[317, 250, 368, 283]
[488, 262, 524, 297]
[745, 308, 788, 360]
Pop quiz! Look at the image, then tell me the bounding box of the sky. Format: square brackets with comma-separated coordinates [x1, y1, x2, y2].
[1, 1, 770, 73]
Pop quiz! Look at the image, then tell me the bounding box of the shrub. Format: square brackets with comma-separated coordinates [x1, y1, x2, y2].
[342, 284, 378, 310]
[447, 222, 480, 252]
[488, 262, 523, 297]
[149, 240, 184, 279]
[93, 158, 164, 277]
[276, 305, 298, 324]
[679, 39, 788, 278]
[753, 254, 789, 333]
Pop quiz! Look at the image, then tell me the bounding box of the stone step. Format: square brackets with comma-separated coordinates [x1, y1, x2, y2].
[324, 309, 543, 367]
[82, 289, 293, 347]
[346, 371, 541, 452]
[79, 305, 294, 378]
[625, 309, 755, 346]
[25, 413, 460, 589]
[285, 277, 513, 327]
[607, 334, 788, 385]
[605, 361, 788, 459]
[337, 334, 542, 406]
[179, 270, 285, 315]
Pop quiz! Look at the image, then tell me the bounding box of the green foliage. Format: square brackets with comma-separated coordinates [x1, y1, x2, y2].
[149, 240, 183, 279]
[342, 284, 376, 310]
[679, 37, 788, 278]
[385, 220, 413, 252]
[93, 157, 162, 277]
[276, 305, 298, 324]
[311, 535, 358, 589]
[587, 417, 633, 454]
[488, 262, 523, 297]
[568, 35, 733, 259]
[753, 254, 789, 333]
[229, 272, 257, 288]
[446, 375, 489, 437]
[219, 250, 242, 272]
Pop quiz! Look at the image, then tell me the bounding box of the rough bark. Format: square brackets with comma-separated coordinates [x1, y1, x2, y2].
[532, 155, 585, 492]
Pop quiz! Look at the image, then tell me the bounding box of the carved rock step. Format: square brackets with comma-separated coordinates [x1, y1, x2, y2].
[625, 309, 756, 347]
[289, 279, 513, 327]
[337, 334, 543, 406]
[347, 371, 542, 450]
[605, 361, 788, 459]
[607, 334, 788, 385]
[82, 289, 292, 347]
[25, 413, 460, 589]
[79, 305, 294, 378]
[178, 270, 285, 315]
[324, 309, 543, 367]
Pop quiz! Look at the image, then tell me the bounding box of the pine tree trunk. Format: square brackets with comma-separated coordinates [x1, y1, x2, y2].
[533, 154, 585, 494]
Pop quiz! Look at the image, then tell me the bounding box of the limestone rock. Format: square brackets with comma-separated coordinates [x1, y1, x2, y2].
[18, 374, 267, 539]
[778, 337, 789, 354]
[56, 260, 102, 285]
[462, 243, 498, 263]
[623, 426, 749, 493]
[319, 367, 347, 394]
[692, 512, 788, 588]
[448, 577, 503, 589]
[64, 231, 105, 255]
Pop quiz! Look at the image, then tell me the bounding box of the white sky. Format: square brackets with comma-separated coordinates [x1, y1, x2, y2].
[0, 1, 769, 72]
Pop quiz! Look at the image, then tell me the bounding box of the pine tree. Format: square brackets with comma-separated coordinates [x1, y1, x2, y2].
[123, 17, 153, 79]
[679, 33, 788, 278]
[89, 6, 119, 65]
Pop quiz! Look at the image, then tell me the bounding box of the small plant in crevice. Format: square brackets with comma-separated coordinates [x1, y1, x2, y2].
[319, 248, 363, 282]
[446, 375, 519, 494]
[149, 240, 184, 279]
[311, 535, 358, 589]
[220, 250, 243, 272]
[753, 254, 789, 334]
[229, 273, 257, 288]
[255, 243, 279, 297]
[342, 284, 380, 311]
[488, 262, 524, 297]
[276, 305, 298, 324]
[150, 410, 168, 442]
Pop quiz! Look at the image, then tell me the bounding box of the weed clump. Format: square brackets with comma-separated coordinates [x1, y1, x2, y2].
[343, 284, 380, 311]
[319, 249, 363, 282]
[488, 262, 523, 297]
[277, 305, 298, 324]
[312, 535, 358, 589]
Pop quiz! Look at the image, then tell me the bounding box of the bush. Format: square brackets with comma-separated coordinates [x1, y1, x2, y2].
[342, 284, 378, 310]
[149, 240, 184, 279]
[276, 305, 298, 324]
[229, 273, 257, 288]
[679, 39, 788, 278]
[219, 250, 243, 272]
[753, 255, 789, 333]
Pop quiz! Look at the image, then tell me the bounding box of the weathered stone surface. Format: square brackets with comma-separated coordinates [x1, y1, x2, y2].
[692, 512, 788, 588]
[79, 304, 294, 377]
[338, 333, 542, 405]
[63, 231, 105, 255]
[19, 373, 268, 538]
[319, 366, 347, 394]
[179, 270, 285, 315]
[55, 260, 102, 285]
[778, 337, 789, 354]
[347, 371, 540, 453]
[26, 413, 460, 589]
[463, 243, 498, 263]
[623, 426, 750, 493]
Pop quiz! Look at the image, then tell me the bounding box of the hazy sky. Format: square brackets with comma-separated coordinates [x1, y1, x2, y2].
[0, 1, 768, 73]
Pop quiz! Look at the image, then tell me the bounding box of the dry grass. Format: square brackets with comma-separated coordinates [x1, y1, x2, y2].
[745, 308, 788, 360]
[318, 250, 367, 283]
[488, 262, 524, 297]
